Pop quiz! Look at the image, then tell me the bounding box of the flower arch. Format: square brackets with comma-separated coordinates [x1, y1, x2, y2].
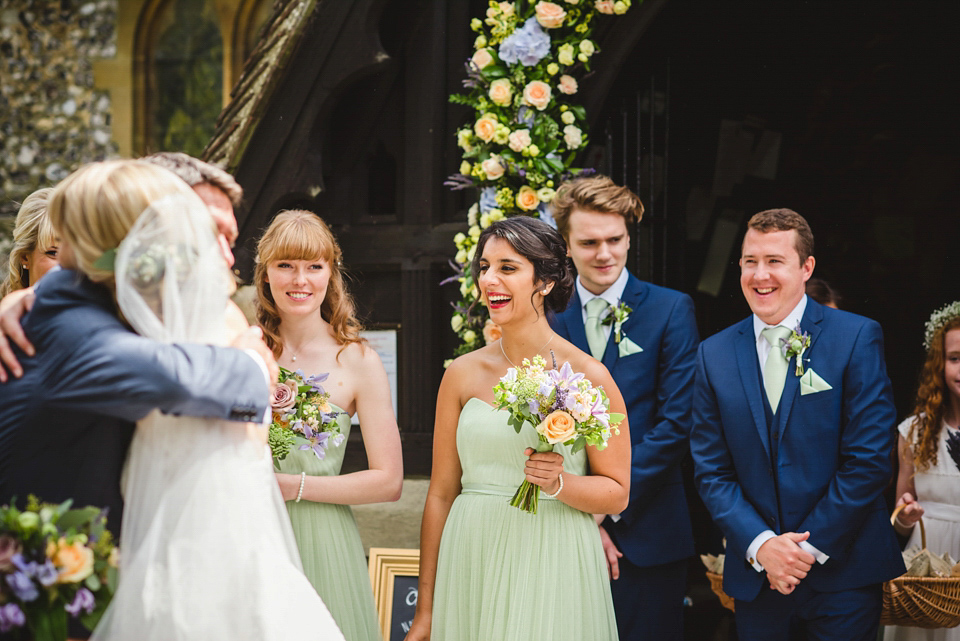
[445, 0, 636, 361]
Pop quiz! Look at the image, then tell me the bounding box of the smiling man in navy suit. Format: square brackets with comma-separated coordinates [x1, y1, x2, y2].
[548, 175, 698, 641]
[690, 209, 904, 640]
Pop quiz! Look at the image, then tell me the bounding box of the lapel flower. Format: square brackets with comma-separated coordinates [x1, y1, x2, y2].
[601, 301, 633, 344]
[780, 323, 812, 376]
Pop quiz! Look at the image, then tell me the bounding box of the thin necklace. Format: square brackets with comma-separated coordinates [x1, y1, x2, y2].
[499, 334, 555, 369]
[285, 339, 310, 363]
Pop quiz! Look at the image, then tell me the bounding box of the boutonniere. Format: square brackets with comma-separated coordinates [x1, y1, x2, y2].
[780, 323, 812, 376]
[601, 301, 633, 343]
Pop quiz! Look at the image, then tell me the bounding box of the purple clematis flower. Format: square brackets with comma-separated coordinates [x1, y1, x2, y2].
[5, 571, 38, 602]
[304, 372, 329, 395]
[35, 559, 58, 587]
[65, 588, 96, 617]
[549, 362, 585, 391]
[298, 422, 330, 460]
[0, 603, 26, 633]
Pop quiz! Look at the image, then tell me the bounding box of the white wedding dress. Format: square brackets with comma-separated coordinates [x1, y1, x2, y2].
[90, 194, 344, 640]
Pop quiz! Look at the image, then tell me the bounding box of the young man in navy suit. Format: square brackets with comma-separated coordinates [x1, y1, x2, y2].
[548, 175, 698, 641]
[690, 209, 904, 640]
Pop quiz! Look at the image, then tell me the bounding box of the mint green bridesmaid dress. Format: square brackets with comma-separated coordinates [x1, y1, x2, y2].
[431, 398, 619, 640]
[276, 407, 381, 641]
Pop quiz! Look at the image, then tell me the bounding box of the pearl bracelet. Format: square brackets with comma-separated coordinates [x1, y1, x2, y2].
[895, 512, 916, 529]
[544, 473, 563, 499]
[295, 471, 306, 503]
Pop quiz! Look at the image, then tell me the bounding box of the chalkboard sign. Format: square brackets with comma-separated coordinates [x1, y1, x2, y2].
[368, 548, 420, 641]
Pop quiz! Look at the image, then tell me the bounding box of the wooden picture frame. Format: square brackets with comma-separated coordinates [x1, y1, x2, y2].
[368, 547, 420, 641]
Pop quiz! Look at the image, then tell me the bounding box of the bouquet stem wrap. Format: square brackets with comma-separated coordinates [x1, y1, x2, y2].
[509, 439, 554, 514]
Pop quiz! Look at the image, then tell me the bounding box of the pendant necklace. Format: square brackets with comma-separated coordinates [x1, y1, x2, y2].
[285, 340, 310, 363]
[500, 333, 555, 369]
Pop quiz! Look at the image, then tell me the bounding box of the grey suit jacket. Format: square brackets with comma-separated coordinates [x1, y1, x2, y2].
[0, 269, 269, 536]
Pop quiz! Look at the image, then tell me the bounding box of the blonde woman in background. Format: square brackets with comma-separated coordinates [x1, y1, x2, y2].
[1, 188, 56, 296]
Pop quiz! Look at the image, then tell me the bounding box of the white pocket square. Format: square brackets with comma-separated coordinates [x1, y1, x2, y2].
[800, 368, 832, 395]
[618, 336, 644, 357]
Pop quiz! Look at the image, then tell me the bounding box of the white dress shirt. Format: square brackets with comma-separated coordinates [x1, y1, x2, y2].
[745, 294, 828, 571]
[576, 267, 629, 342]
[577, 268, 629, 522]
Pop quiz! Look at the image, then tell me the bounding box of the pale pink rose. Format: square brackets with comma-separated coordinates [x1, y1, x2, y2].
[516, 185, 540, 211]
[523, 80, 552, 111]
[595, 0, 615, 14]
[535, 1, 567, 28]
[488, 78, 513, 107]
[474, 116, 498, 142]
[481, 156, 505, 180]
[499, 1, 515, 16]
[271, 379, 298, 411]
[557, 74, 578, 95]
[482, 319, 503, 344]
[471, 48, 494, 70]
[508, 129, 532, 152]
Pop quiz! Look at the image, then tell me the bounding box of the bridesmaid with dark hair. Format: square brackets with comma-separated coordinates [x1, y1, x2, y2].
[406, 216, 630, 641]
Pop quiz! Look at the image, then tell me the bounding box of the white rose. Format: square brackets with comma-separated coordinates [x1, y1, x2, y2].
[563, 125, 583, 149]
[481, 155, 505, 180]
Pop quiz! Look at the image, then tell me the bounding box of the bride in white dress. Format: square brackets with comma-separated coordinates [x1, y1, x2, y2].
[79, 161, 344, 640]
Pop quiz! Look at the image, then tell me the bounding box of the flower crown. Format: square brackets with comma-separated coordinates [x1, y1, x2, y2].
[924, 301, 960, 351]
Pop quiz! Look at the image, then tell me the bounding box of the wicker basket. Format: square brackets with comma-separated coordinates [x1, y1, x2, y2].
[706, 570, 735, 612]
[881, 504, 960, 628]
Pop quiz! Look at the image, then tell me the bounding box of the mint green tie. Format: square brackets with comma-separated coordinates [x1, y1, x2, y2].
[761, 326, 793, 413]
[585, 298, 609, 360]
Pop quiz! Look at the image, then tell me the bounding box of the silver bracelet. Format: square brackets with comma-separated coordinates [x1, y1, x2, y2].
[544, 473, 563, 499]
[295, 471, 306, 503]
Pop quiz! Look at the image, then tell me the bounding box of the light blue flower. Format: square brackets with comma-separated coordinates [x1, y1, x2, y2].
[516, 106, 536, 128]
[498, 18, 551, 66]
[537, 203, 557, 229]
[479, 187, 498, 213]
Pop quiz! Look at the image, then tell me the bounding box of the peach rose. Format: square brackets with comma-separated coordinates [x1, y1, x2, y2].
[516, 185, 540, 211]
[471, 48, 494, 70]
[595, 0, 615, 13]
[499, 1, 515, 16]
[488, 78, 513, 107]
[482, 319, 503, 344]
[536, 410, 577, 444]
[523, 80, 552, 111]
[270, 379, 298, 411]
[557, 74, 578, 95]
[534, 1, 567, 29]
[508, 128, 532, 152]
[481, 155, 505, 180]
[474, 115, 498, 142]
[48, 538, 94, 583]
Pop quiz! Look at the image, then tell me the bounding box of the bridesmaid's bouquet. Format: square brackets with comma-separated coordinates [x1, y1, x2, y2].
[0, 497, 118, 640]
[268, 368, 345, 463]
[492, 354, 624, 514]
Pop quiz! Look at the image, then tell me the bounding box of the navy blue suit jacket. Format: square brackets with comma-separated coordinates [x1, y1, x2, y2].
[0, 270, 269, 537]
[690, 299, 905, 601]
[550, 272, 698, 566]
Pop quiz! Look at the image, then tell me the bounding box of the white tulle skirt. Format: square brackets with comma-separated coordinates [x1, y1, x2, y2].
[91, 411, 345, 641]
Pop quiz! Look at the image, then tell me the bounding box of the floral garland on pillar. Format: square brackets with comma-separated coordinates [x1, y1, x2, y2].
[445, 0, 635, 363]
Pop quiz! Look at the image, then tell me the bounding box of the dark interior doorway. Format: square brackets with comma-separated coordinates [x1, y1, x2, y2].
[593, 2, 959, 637]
